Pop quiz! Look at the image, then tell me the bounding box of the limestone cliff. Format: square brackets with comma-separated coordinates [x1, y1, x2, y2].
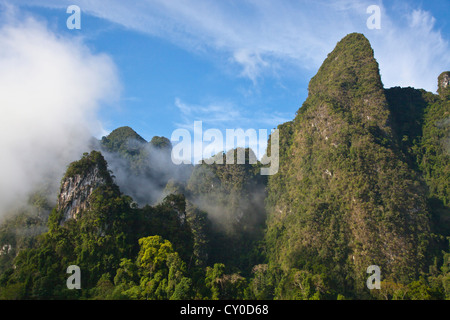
[438, 71, 450, 99]
[57, 151, 114, 223]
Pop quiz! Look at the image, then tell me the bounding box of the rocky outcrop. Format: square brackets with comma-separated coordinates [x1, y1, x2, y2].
[0, 244, 12, 256]
[57, 151, 113, 223]
[438, 71, 450, 99]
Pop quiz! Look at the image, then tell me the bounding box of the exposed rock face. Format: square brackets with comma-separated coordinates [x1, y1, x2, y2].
[0, 244, 12, 256]
[438, 71, 450, 99]
[58, 167, 107, 222]
[57, 151, 113, 223]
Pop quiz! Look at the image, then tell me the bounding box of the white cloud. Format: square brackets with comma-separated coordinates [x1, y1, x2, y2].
[15, 0, 449, 92]
[174, 97, 289, 129]
[175, 98, 241, 125]
[0, 11, 119, 217]
[173, 97, 290, 163]
[364, 6, 449, 92]
[233, 49, 269, 84]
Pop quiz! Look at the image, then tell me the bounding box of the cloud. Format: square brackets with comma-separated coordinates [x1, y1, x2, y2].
[173, 97, 289, 164]
[175, 98, 241, 126]
[369, 8, 450, 91]
[233, 49, 269, 84]
[3, 0, 445, 217]
[173, 98, 244, 164]
[0, 9, 119, 217]
[14, 0, 449, 92]
[174, 97, 290, 131]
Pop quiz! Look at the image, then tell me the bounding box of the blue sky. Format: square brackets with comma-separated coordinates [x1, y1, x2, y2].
[1, 0, 450, 163]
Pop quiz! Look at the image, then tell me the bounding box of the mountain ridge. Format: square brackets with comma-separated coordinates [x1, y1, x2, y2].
[0, 32, 448, 300]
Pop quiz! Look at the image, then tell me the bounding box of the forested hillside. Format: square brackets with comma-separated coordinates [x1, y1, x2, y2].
[0, 33, 448, 300]
[264, 33, 449, 299]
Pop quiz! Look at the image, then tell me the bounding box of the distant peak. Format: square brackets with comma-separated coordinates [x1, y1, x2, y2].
[101, 126, 147, 154]
[150, 136, 172, 150]
[104, 126, 147, 143]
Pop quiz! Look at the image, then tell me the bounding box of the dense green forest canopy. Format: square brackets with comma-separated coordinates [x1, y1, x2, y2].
[0, 33, 449, 300]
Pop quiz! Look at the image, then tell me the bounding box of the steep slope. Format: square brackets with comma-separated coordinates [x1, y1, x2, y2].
[187, 148, 267, 272]
[384, 87, 438, 167]
[265, 33, 432, 296]
[384, 77, 450, 237]
[57, 151, 115, 223]
[421, 72, 450, 207]
[417, 73, 450, 237]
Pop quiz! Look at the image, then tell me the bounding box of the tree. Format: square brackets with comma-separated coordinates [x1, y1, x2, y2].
[136, 235, 191, 300]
